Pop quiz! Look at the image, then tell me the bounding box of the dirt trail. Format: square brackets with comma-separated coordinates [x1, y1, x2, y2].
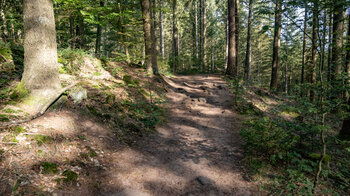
[110, 75, 257, 196]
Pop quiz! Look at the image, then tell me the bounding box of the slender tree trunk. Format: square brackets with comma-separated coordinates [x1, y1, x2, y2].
[22, 0, 61, 91]
[69, 16, 75, 49]
[345, 14, 350, 100]
[270, 0, 282, 91]
[172, 0, 179, 72]
[78, 16, 85, 49]
[327, 11, 332, 83]
[202, 0, 207, 72]
[301, 1, 307, 95]
[226, 0, 237, 76]
[235, 0, 239, 70]
[159, 0, 164, 61]
[0, 0, 7, 41]
[150, 0, 158, 74]
[195, 0, 198, 60]
[244, 0, 253, 81]
[310, 1, 318, 102]
[331, 0, 344, 97]
[95, 0, 104, 57]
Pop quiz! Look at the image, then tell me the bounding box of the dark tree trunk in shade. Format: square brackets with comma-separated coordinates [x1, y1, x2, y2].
[172, 0, 179, 71]
[159, 0, 164, 61]
[301, 1, 307, 96]
[235, 0, 239, 71]
[270, 0, 282, 91]
[310, 1, 318, 102]
[95, 0, 104, 57]
[244, 0, 253, 81]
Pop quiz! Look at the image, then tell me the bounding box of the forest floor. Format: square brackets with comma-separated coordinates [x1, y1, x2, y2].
[0, 53, 258, 195]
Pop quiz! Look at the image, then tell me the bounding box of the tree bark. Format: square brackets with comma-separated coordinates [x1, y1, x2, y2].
[310, 1, 318, 102]
[159, 0, 164, 61]
[141, 0, 158, 75]
[244, 0, 253, 81]
[22, 0, 61, 91]
[235, 0, 239, 71]
[301, 1, 307, 95]
[172, 0, 179, 72]
[345, 14, 350, 100]
[225, 0, 237, 76]
[270, 0, 282, 91]
[95, 0, 104, 57]
[201, 0, 207, 72]
[331, 0, 344, 97]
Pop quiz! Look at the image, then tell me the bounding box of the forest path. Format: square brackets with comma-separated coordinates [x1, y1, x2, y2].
[112, 75, 257, 196]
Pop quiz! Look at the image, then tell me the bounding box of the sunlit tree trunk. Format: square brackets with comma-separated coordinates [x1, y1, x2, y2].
[226, 0, 236, 76]
[22, 0, 61, 91]
[270, 0, 282, 91]
[159, 0, 164, 61]
[244, 0, 253, 81]
[201, 0, 207, 72]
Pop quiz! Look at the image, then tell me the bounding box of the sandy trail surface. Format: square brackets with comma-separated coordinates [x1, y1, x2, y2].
[108, 75, 257, 196]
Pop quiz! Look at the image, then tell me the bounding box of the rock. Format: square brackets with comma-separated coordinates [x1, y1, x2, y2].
[196, 176, 213, 186]
[198, 98, 207, 103]
[112, 188, 150, 196]
[69, 86, 87, 104]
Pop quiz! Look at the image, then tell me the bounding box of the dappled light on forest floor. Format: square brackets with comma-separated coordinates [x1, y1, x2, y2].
[0, 74, 258, 195]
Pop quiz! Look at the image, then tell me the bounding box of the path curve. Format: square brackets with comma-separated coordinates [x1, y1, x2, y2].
[112, 75, 257, 196]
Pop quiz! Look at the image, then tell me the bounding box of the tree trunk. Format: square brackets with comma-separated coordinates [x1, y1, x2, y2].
[331, 0, 344, 97]
[301, 1, 307, 95]
[69, 16, 75, 49]
[310, 1, 318, 102]
[150, 0, 158, 74]
[195, 0, 198, 60]
[327, 11, 332, 83]
[22, 0, 61, 91]
[78, 16, 85, 49]
[141, 0, 158, 75]
[172, 0, 179, 72]
[95, 0, 104, 57]
[201, 0, 207, 72]
[235, 0, 239, 71]
[244, 0, 253, 81]
[270, 0, 282, 91]
[345, 14, 350, 100]
[159, 0, 164, 61]
[226, 0, 236, 76]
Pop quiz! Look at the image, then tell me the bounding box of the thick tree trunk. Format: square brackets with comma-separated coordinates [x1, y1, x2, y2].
[225, 0, 236, 76]
[78, 16, 85, 49]
[270, 0, 282, 91]
[310, 1, 318, 102]
[150, 0, 158, 74]
[22, 0, 60, 91]
[244, 0, 253, 81]
[331, 0, 344, 97]
[172, 0, 179, 72]
[141, 0, 158, 75]
[201, 0, 207, 72]
[301, 1, 307, 95]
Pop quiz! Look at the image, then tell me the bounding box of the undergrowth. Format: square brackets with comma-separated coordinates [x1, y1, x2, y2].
[228, 79, 350, 195]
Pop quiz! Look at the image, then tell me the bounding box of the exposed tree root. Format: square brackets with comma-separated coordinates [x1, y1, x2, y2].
[0, 83, 77, 128]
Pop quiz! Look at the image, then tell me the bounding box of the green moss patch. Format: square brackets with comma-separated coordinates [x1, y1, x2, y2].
[10, 82, 29, 101]
[62, 169, 78, 183]
[41, 162, 59, 174]
[30, 135, 53, 146]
